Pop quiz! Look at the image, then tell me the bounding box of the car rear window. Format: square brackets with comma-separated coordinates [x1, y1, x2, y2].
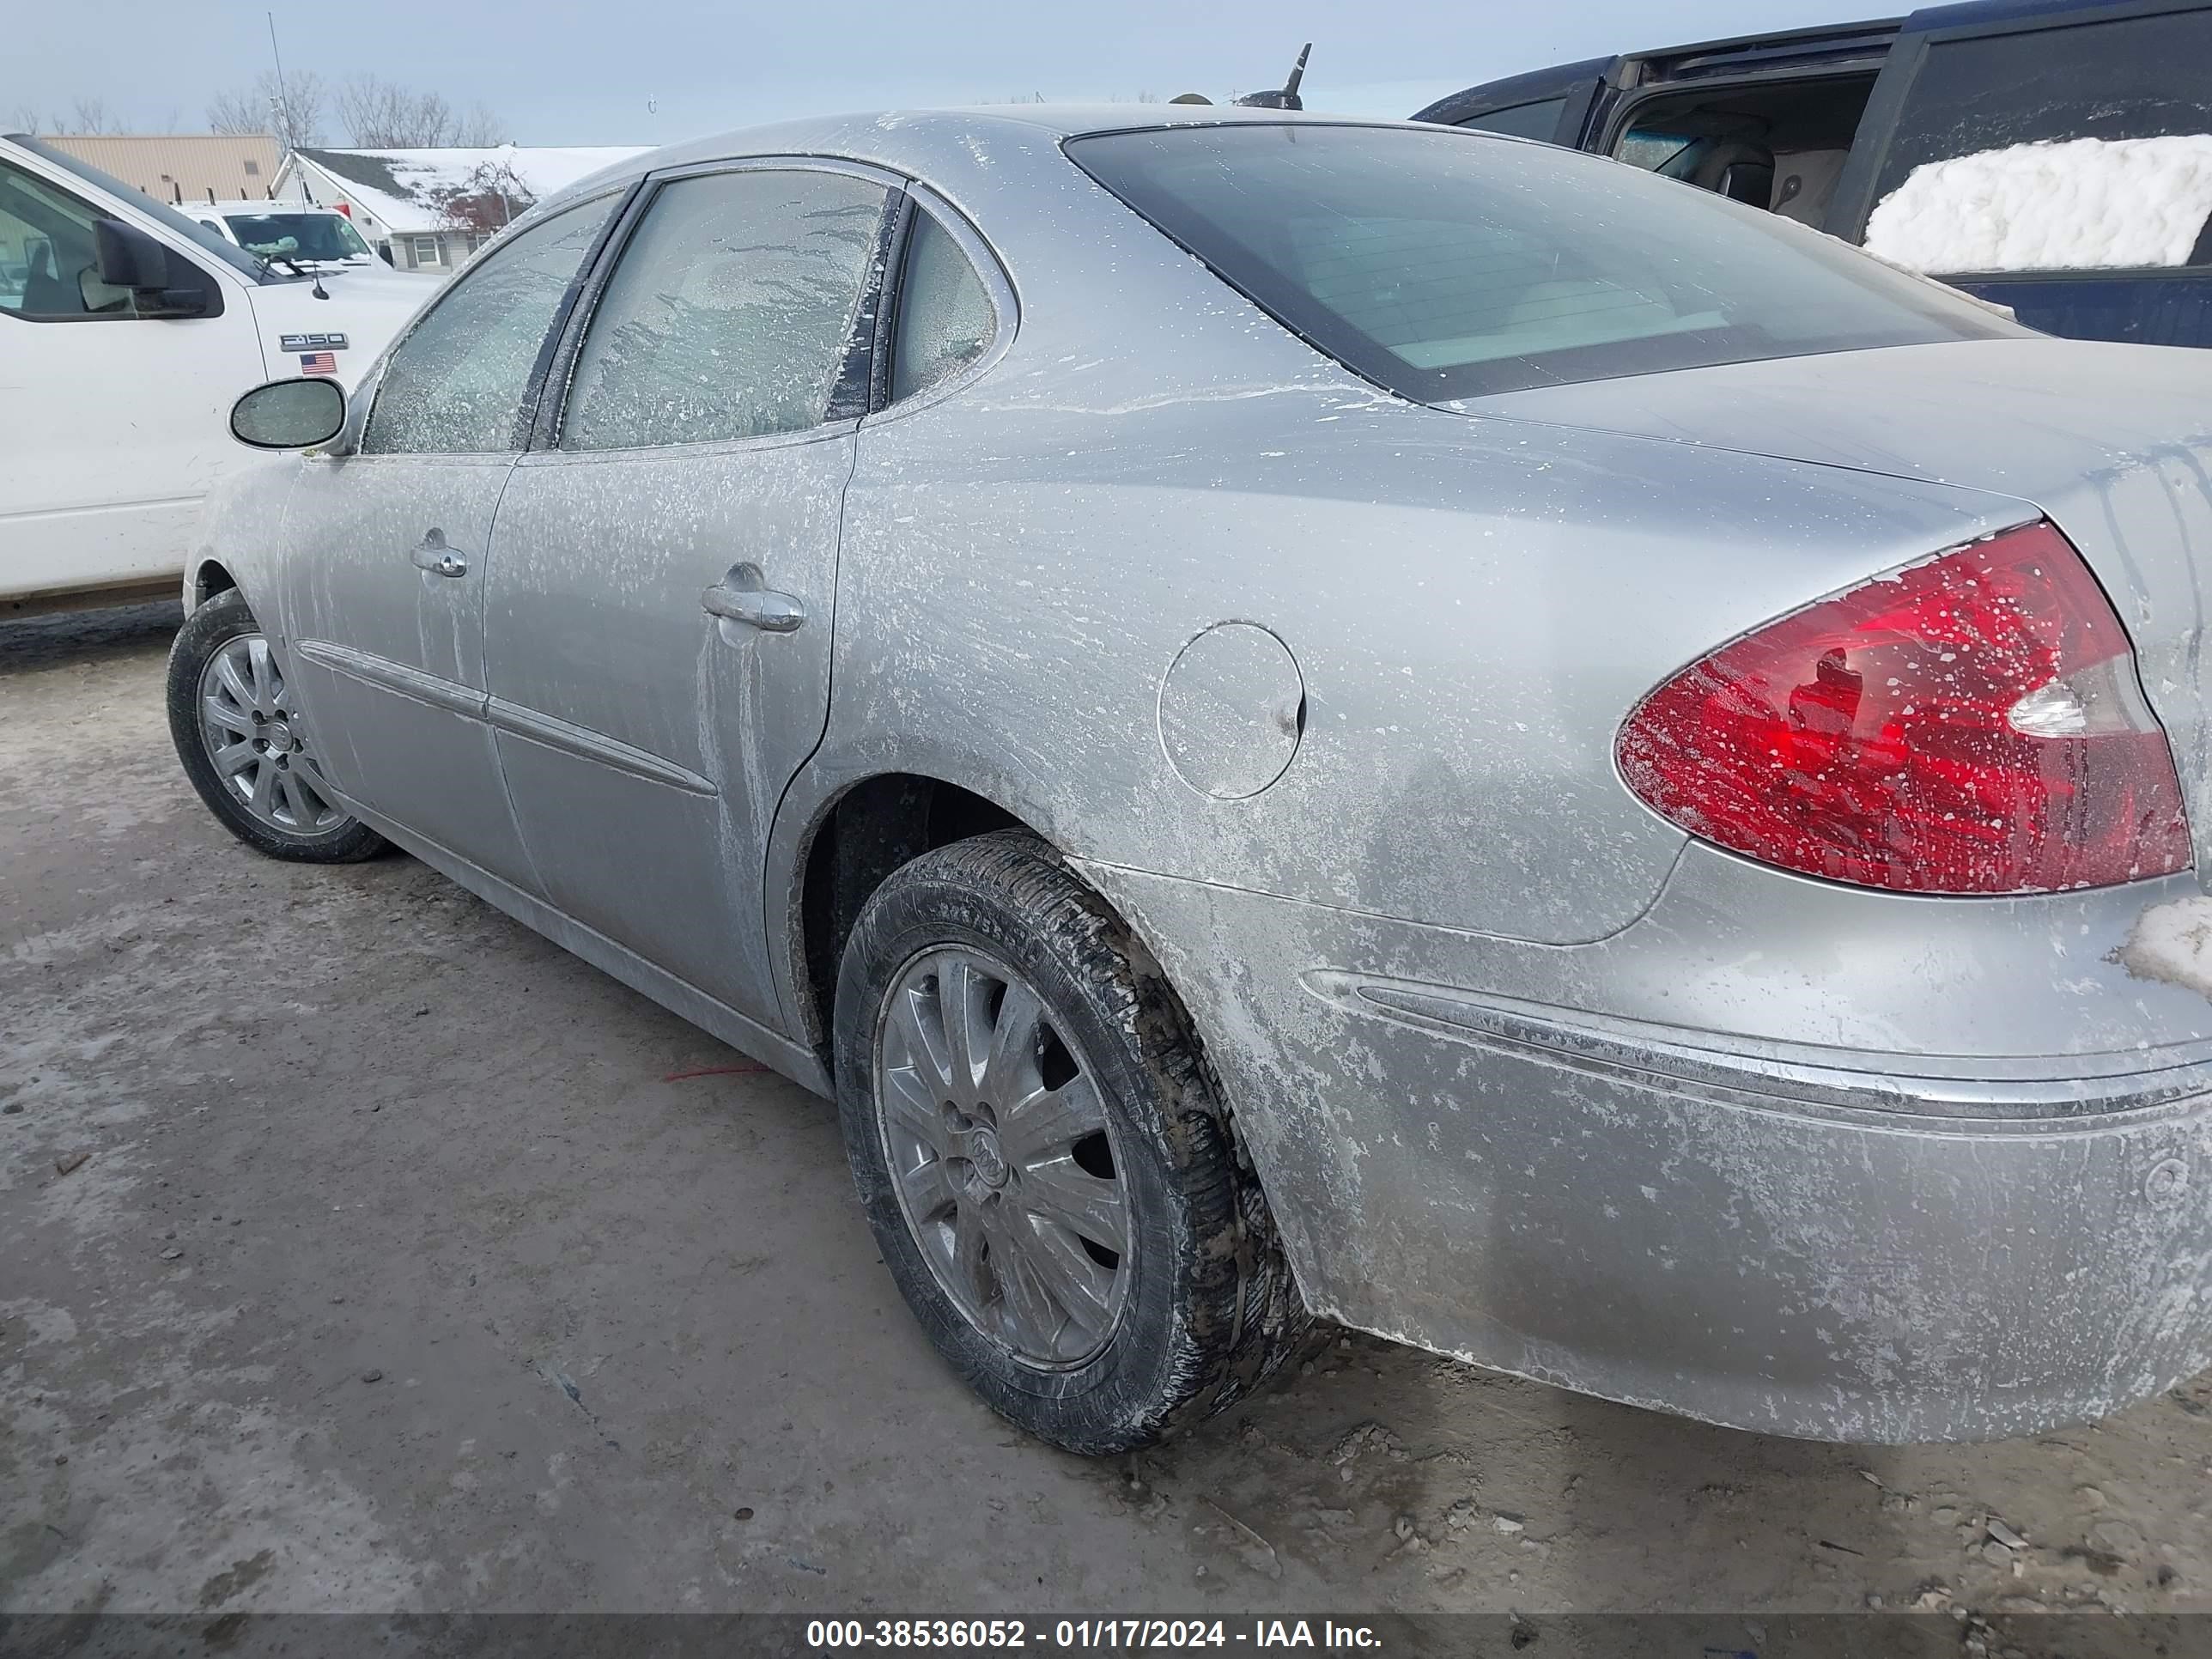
[1066, 123, 2023, 400]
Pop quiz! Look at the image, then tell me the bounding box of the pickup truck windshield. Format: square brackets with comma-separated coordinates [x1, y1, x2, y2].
[221, 211, 372, 263]
[11, 134, 281, 284]
[1068, 123, 2024, 399]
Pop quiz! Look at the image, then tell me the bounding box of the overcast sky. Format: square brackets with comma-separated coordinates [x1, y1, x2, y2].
[13, 0, 1866, 147]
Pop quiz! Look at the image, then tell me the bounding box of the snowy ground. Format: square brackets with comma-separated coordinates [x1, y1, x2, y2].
[5, 605, 2211, 1633]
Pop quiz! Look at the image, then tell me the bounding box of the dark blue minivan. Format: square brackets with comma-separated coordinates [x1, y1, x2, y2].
[1415, 0, 2212, 347]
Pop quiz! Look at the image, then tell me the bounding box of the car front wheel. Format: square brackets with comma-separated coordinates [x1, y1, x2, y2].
[166, 590, 386, 864]
[834, 830, 1307, 1454]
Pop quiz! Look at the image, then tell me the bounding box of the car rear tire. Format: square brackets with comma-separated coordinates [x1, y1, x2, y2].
[834, 830, 1308, 1454]
[167, 589, 386, 864]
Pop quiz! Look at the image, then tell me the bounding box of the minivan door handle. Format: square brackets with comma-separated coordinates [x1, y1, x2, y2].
[410, 529, 468, 579]
[702, 562, 805, 634]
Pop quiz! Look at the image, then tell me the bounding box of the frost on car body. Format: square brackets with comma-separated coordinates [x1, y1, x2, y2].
[177, 106, 2212, 1449]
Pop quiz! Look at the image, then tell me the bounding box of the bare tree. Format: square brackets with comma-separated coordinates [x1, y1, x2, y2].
[6, 102, 41, 134]
[206, 86, 264, 135]
[337, 76, 479, 148]
[62, 95, 115, 134]
[439, 159, 532, 234]
[206, 70, 325, 148]
[450, 101, 511, 147]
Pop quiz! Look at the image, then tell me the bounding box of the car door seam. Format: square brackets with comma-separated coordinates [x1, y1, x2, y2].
[291, 637, 486, 719]
[483, 696, 718, 795]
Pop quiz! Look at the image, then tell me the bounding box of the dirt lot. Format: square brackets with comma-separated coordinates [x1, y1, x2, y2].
[5, 605, 2212, 1630]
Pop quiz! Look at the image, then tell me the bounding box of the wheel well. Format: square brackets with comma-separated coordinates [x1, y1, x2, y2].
[192, 562, 239, 611]
[798, 775, 1024, 1064]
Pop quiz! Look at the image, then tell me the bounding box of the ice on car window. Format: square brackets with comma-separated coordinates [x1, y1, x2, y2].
[890, 210, 994, 403]
[560, 169, 887, 451]
[362, 193, 619, 455]
[1069, 124, 2021, 400]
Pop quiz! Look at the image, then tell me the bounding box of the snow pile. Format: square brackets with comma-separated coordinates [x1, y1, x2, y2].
[2117, 894, 2212, 1002]
[1864, 134, 2212, 274]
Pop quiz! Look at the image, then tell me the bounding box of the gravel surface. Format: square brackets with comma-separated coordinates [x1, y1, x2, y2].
[4, 604, 2209, 1624]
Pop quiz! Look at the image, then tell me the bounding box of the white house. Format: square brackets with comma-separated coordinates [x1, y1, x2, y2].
[272, 144, 646, 272]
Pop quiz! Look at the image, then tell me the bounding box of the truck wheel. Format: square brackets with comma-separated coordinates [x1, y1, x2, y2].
[835, 830, 1308, 1454]
[167, 590, 386, 864]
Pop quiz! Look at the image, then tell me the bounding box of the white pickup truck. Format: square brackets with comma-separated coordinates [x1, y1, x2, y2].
[192, 200, 446, 288]
[1, 133, 432, 617]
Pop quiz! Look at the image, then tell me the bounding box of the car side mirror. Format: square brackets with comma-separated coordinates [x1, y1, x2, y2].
[230, 377, 347, 450]
[94, 218, 168, 289]
[94, 218, 210, 318]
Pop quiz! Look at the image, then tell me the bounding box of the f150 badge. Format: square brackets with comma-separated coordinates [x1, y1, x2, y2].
[279, 333, 349, 352]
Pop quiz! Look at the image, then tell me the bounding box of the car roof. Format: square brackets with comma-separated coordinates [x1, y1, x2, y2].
[544, 106, 1431, 207]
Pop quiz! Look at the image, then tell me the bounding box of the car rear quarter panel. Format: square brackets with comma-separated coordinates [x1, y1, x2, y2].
[799, 183, 2040, 955]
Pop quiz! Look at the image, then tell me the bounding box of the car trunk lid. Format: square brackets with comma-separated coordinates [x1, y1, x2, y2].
[1459, 337, 2212, 887]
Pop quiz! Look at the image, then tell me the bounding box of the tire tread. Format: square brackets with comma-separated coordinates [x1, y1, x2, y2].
[835, 830, 1307, 1454]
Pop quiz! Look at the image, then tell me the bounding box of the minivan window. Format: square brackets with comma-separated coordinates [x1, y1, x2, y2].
[1069, 123, 2024, 401]
[363, 193, 619, 455]
[1455, 98, 1565, 142]
[890, 209, 994, 403]
[1868, 8, 2212, 269]
[562, 169, 887, 451]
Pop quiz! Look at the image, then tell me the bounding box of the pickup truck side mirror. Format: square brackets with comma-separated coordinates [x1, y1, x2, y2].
[230, 377, 347, 450]
[94, 219, 210, 318]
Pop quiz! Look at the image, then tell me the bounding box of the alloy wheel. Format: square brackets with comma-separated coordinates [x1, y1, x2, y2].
[874, 945, 1133, 1369]
[197, 634, 345, 836]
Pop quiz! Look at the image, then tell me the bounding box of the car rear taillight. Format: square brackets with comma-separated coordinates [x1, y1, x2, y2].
[1618, 520, 2192, 894]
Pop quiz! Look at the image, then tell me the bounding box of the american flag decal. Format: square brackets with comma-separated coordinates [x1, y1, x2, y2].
[299, 350, 338, 375]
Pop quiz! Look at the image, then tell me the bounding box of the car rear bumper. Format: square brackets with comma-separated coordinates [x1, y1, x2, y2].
[1078, 853, 2212, 1443]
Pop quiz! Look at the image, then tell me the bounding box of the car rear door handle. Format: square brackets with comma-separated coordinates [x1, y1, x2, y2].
[702, 562, 805, 634]
[410, 530, 468, 579]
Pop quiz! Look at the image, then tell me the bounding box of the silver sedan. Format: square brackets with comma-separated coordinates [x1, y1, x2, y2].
[174, 106, 2212, 1453]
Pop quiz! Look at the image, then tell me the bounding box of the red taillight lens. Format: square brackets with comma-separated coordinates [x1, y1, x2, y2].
[1618, 520, 2192, 894]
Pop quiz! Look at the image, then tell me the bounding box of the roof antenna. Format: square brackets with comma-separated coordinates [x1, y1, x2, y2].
[1234, 43, 1310, 110]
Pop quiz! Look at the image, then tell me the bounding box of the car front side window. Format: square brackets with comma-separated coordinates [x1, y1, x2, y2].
[362, 193, 620, 456]
[559, 167, 889, 452]
[889, 208, 995, 404]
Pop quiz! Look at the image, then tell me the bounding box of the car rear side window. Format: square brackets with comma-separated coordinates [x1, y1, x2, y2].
[560, 168, 888, 451]
[890, 209, 994, 403]
[362, 193, 618, 455]
[1068, 123, 2021, 401]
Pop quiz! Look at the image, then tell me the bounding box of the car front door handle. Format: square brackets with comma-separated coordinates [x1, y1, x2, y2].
[410, 530, 468, 579]
[702, 562, 805, 634]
